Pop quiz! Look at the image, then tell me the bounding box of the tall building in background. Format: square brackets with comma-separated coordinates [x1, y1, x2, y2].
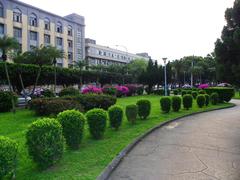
[85, 38, 149, 66]
[0, 0, 85, 67]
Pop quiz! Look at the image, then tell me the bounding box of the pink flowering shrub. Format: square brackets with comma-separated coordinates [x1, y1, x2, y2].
[102, 85, 117, 96]
[82, 86, 102, 94]
[115, 86, 129, 97]
[198, 84, 209, 89]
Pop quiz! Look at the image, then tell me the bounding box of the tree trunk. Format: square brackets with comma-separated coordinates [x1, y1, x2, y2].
[4, 62, 16, 113]
[31, 67, 42, 96]
[54, 64, 57, 96]
[19, 73, 28, 109]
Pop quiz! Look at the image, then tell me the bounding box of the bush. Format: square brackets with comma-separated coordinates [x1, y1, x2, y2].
[82, 85, 102, 94]
[173, 89, 178, 95]
[172, 96, 181, 112]
[181, 90, 187, 96]
[136, 85, 144, 95]
[30, 98, 84, 116]
[136, 99, 151, 119]
[186, 90, 192, 95]
[153, 89, 170, 96]
[204, 94, 210, 106]
[210, 93, 219, 105]
[26, 118, 64, 169]
[86, 109, 107, 139]
[108, 106, 123, 130]
[125, 84, 137, 96]
[196, 95, 206, 108]
[0, 136, 18, 179]
[0, 91, 17, 112]
[160, 96, 171, 113]
[59, 87, 80, 97]
[102, 86, 117, 96]
[57, 110, 85, 149]
[199, 90, 206, 94]
[205, 87, 234, 102]
[125, 104, 138, 124]
[115, 86, 129, 97]
[42, 89, 55, 97]
[191, 91, 198, 99]
[183, 94, 193, 110]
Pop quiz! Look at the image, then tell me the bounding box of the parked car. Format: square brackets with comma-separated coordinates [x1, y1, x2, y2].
[18, 96, 31, 107]
[217, 83, 232, 87]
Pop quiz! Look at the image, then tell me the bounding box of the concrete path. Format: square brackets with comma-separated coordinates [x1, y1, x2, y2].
[109, 100, 240, 180]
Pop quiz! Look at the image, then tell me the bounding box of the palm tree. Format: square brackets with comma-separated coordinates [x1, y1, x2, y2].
[0, 36, 19, 113]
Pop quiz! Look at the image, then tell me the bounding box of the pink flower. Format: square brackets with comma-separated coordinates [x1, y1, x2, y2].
[198, 84, 209, 89]
[82, 85, 102, 94]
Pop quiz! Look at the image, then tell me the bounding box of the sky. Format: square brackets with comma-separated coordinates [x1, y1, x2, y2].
[19, 0, 235, 62]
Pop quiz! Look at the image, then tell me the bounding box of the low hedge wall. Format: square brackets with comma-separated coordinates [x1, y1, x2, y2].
[205, 87, 234, 102]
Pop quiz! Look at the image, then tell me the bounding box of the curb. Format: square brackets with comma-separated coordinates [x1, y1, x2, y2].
[97, 103, 236, 180]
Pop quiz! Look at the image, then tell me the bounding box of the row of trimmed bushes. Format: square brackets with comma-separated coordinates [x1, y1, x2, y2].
[30, 94, 117, 116]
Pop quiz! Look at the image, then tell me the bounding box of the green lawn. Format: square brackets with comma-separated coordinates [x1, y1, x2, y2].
[0, 95, 232, 180]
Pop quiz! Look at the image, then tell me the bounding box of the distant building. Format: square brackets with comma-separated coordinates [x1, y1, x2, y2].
[85, 38, 149, 66]
[0, 0, 85, 67]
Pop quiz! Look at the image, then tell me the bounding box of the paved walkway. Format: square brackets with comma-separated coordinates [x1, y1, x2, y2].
[109, 100, 240, 180]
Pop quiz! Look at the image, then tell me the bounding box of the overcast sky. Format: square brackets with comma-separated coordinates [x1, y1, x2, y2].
[20, 0, 235, 62]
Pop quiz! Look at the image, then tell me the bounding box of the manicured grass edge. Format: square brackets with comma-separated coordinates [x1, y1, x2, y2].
[97, 103, 236, 180]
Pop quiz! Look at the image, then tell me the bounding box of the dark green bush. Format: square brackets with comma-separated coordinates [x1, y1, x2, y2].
[205, 87, 234, 102]
[136, 99, 151, 119]
[181, 90, 187, 96]
[204, 94, 210, 106]
[153, 89, 170, 96]
[160, 96, 171, 113]
[0, 91, 17, 112]
[86, 109, 107, 139]
[173, 89, 178, 95]
[172, 96, 181, 112]
[183, 94, 193, 110]
[102, 86, 117, 96]
[125, 104, 138, 124]
[210, 93, 219, 105]
[0, 136, 18, 179]
[196, 95, 206, 108]
[42, 89, 55, 97]
[26, 118, 64, 169]
[57, 110, 85, 149]
[30, 98, 83, 116]
[191, 91, 198, 99]
[186, 90, 192, 95]
[199, 90, 206, 94]
[108, 106, 123, 130]
[59, 87, 80, 97]
[136, 86, 144, 95]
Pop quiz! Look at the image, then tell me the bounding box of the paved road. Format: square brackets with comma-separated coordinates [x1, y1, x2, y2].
[109, 100, 240, 180]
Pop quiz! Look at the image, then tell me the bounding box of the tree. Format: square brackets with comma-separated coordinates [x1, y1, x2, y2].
[0, 36, 19, 112]
[75, 59, 88, 87]
[214, 0, 240, 86]
[127, 59, 147, 83]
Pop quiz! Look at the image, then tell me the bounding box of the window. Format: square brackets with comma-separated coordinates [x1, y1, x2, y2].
[68, 40, 73, 48]
[67, 25, 72, 36]
[13, 8, 22, 23]
[0, 3, 3, 17]
[68, 52, 73, 61]
[13, 27, 22, 38]
[44, 18, 50, 30]
[44, 34, 50, 44]
[0, 24, 4, 34]
[30, 31, 37, 41]
[56, 37, 63, 46]
[29, 13, 37, 27]
[56, 22, 62, 33]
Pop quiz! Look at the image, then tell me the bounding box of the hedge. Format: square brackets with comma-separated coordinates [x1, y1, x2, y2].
[0, 91, 17, 112]
[160, 96, 171, 113]
[205, 87, 234, 102]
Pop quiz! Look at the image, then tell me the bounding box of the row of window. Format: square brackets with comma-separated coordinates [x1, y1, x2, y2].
[89, 58, 126, 66]
[0, 3, 73, 36]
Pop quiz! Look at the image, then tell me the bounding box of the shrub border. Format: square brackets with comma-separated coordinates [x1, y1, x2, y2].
[97, 103, 236, 180]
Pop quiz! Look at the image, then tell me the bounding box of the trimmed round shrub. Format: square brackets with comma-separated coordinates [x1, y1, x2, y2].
[125, 104, 138, 124]
[0, 136, 18, 179]
[173, 89, 178, 95]
[186, 90, 192, 95]
[205, 87, 234, 102]
[183, 94, 193, 110]
[160, 96, 171, 113]
[136, 99, 151, 119]
[191, 91, 198, 99]
[172, 96, 181, 112]
[57, 110, 85, 149]
[199, 90, 206, 94]
[204, 94, 210, 106]
[86, 109, 107, 139]
[108, 105, 123, 130]
[0, 91, 17, 112]
[181, 90, 187, 96]
[42, 89, 55, 97]
[26, 118, 64, 169]
[210, 93, 219, 105]
[59, 87, 80, 97]
[196, 95, 206, 108]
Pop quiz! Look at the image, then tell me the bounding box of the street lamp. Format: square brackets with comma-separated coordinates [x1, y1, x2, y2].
[162, 58, 168, 96]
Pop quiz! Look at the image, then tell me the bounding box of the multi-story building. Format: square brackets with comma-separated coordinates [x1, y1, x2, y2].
[85, 38, 150, 66]
[0, 0, 85, 67]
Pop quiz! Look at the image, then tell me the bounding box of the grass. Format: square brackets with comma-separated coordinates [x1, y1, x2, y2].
[234, 91, 240, 99]
[0, 95, 233, 180]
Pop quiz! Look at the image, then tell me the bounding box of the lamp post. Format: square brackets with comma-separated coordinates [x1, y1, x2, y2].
[163, 58, 168, 96]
